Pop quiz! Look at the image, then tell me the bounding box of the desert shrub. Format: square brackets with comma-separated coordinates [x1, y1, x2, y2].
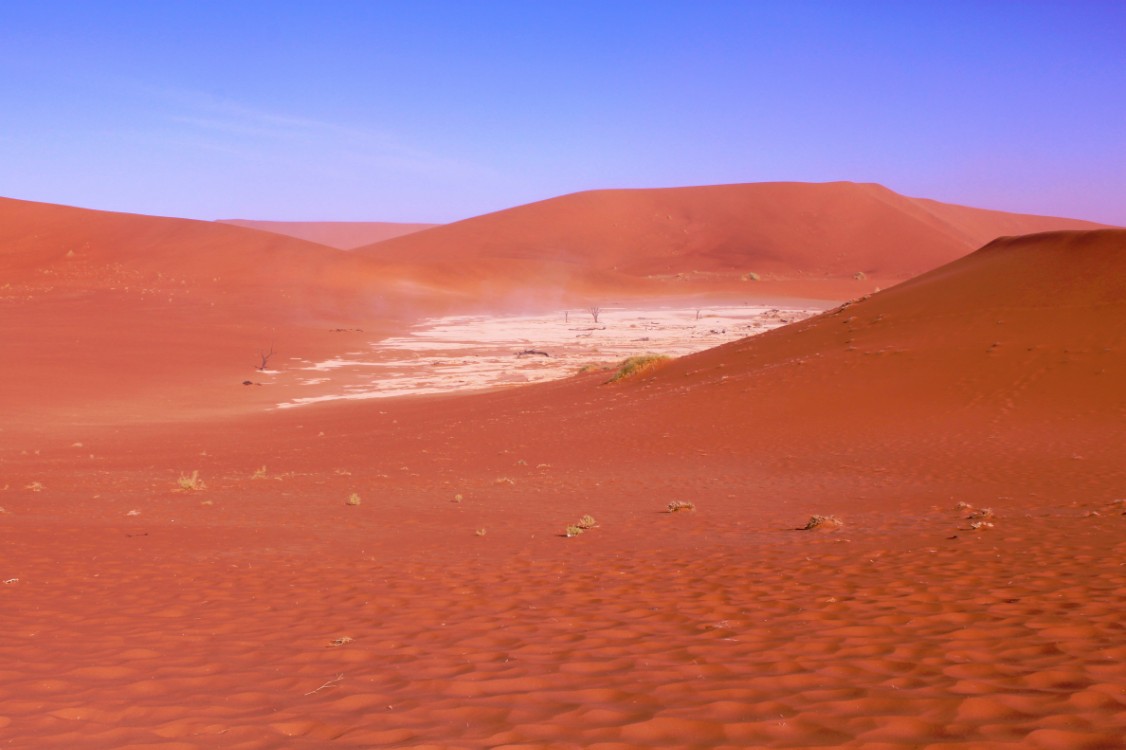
[177, 471, 205, 491]
[606, 354, 670, 383]
[576, 514, 597, 529]
[666, 500, 695, 513]
[346, 493, 361, 506]
[565, 525, 584, 538]
[800, 514, 843, 531]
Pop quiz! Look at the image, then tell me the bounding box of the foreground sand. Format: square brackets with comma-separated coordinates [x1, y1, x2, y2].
[1, 377, 1123, 749]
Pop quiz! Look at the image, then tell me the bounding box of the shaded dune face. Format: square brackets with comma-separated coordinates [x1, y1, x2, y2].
[216, 219, 439, 250]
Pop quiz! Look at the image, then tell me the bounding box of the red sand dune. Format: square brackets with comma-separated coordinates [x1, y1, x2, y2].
[1, 220, 1123, 749]
[217, 219, 439, 250]
[352, 182, 1110, 296]
[0, 196, 413, 426]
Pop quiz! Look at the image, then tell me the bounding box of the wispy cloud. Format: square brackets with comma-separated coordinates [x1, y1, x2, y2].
[139, 85, 487, 180]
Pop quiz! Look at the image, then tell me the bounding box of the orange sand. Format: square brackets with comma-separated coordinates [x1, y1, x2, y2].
[0, 187, 1123, 749]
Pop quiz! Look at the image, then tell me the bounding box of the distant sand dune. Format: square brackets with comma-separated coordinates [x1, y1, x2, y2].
[216, 219, 438, 249]
[352, 181, 1111, 287]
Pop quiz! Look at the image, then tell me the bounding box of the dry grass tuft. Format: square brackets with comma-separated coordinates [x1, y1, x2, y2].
[576, 514, 597, 529]
[475, 528, 487, 537]
[251, 466, 268, 480]
[606, 354, 670, 383]
[346, 493, 361, 506]
[24, 481, 44, 493]
[494, 477, 516, 486]
[176, 471, 205, 491]
[666, 500, 696, 513]
[800, 514, 843, 531]
[329, 636, 353, 647]
[564, 525, 584, 538]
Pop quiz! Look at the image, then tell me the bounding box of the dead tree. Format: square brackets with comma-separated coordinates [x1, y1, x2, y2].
[588, 306, 601, 324]
[257, 344, 275, 371]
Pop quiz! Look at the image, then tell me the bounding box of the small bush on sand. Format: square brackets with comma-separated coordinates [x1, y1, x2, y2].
[576, 514, 597, 529]
[177, 471, 205, 491]
[346, 493, 361, 506]
[475, 528, 487, 537]
[252, 466, 268, 479]
[565, 525, 584, 538]
[607, 355, 670, 383]
[800, 514, 843, 531]
[667, 500, 696, 513]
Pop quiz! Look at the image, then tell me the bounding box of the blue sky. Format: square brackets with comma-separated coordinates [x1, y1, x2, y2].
[1, 1, 1123, 224]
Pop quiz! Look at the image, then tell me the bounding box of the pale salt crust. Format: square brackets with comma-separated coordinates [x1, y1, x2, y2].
[275, 305, 821, 408]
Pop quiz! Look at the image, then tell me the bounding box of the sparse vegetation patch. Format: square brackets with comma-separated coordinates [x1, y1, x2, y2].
[607, 354, 670, 383]
[800, 514, 843, 531]
[666, 500, 696, 513]
[176, 471, 205, 491]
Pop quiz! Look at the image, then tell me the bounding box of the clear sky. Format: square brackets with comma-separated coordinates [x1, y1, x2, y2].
[1, 1, 1123, 224]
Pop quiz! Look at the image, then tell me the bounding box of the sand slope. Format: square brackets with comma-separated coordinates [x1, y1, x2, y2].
[217, 220, 438, 250]
[1, 229, 1122, 748]
[0, 197, 407, 425]
[352, 182, 1110, 293]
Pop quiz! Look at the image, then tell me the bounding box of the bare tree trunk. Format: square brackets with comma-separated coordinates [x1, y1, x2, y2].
[258, 344, 275, 371]
[588, 306, 601, 324]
